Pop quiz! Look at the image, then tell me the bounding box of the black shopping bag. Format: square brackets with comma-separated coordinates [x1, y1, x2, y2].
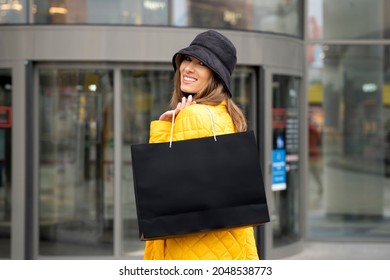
[130, 130, 270, 240]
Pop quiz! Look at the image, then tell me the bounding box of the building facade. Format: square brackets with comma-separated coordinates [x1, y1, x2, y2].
[306, 0, 390, 244]
[4, 0, 389, 260]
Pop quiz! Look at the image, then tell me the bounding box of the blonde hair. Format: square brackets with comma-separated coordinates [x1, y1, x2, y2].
[170, 58, 247, 132]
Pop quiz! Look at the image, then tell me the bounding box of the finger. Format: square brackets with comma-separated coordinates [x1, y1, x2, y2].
[177, 101, 183, 111]
[187, 95, 193, 104]
[174, 103, 181, 115]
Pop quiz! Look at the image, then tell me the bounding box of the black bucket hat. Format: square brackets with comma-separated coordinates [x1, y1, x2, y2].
[172, 30, 237, 97]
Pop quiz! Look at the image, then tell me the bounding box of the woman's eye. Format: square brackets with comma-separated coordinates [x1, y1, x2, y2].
[199, 61, 205, 66]
[184, 56, 191, 61]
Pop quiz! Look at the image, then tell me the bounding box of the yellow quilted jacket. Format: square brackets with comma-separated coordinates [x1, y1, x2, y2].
[143, 102, 259, 260]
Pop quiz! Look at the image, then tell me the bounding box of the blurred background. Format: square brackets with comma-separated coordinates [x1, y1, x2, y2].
[0, 0, 389, 260]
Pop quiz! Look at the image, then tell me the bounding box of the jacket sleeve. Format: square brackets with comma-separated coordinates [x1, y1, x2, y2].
[149, 120, 172, 144]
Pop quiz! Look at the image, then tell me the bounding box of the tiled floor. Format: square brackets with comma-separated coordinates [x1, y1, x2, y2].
[282, 241, 390, 260]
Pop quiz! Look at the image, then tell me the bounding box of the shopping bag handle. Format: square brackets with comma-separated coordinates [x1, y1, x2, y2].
[169, 105, 217, 148]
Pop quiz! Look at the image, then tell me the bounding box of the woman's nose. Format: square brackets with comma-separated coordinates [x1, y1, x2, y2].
[184, 62, 194, 72]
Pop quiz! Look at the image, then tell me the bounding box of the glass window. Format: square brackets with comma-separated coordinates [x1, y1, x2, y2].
[30, 0, 302, 37]
[0, 0, 27, 23]
[0, 68, 12, 259]
[38, 68, 114, 256]
[272, 75, 301, 247]
[121, 67, 256, 257]
[33, 0, 169, 25]
[307, 44, 390, 240]
[185, 0, 302, 37]
[251, 0, 302, 37]
[308, 0, 390, 40]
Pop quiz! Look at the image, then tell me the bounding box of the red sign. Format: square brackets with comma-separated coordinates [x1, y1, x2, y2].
[0, 106, 12, 128]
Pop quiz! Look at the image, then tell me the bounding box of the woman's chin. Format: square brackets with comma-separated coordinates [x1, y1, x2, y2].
[180, 87, 196, 94]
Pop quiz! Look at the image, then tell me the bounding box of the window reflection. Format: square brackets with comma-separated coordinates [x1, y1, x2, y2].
[34, 0, 169, 25]
[188, 0, 252, 30]
[307, 44, 390, 239]
[0, 0, 27, 23]
[187, 0, 301, 36]
[29, 0, 302, 37]
[308, 0, 390, 40]
[38, 68, 114, 256]
[252, 0, 301, 36]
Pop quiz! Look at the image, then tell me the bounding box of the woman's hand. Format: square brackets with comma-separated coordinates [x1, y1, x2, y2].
[159, 95, 196, 121]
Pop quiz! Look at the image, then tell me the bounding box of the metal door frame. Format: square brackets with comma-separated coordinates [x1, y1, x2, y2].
[261, 66, 307, 260]
[0, 60, 27, 259]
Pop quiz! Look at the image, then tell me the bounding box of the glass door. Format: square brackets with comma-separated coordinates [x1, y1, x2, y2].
[0, 68, 12, 259]
[37, 68, 114, 257]
[271, 75, 302, 247]
[262, 69, 304, 259]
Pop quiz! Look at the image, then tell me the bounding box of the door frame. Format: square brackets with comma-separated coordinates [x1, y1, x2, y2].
[260, 66, 307, 260]
[0, 60, 28, 259]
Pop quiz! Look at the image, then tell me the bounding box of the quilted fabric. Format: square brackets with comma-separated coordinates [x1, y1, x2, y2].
[143, 102, 259, 260]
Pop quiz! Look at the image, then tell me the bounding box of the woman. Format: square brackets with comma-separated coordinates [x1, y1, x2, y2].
[144, 30, 259, 260]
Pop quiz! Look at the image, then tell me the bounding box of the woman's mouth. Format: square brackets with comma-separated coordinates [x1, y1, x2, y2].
[183, 76, 197, 83]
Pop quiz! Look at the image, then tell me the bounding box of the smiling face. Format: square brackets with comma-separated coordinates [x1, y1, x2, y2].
[179, 55, 213, 95]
